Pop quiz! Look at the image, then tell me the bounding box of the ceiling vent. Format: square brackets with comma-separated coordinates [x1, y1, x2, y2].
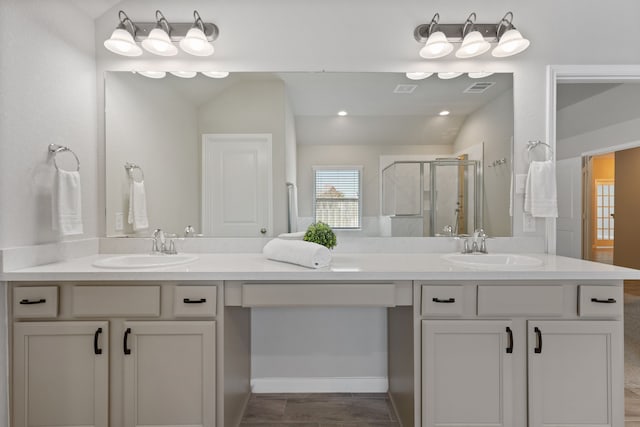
[464, 81, 496, 93]
[393, 84, 417, 94]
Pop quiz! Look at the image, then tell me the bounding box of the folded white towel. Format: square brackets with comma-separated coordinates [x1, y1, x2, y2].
[128, 180, 149, 231]
[52, 169, 83, 236]
[263, 238, 332, 269]
[277, 231, 306, 240]
[524, 160, 558, 218]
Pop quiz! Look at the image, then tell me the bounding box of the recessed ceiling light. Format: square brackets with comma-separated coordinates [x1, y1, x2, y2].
[405, 72, 433, 80]
[439, 110, 450, 116]
[202, 71, 230, 79]
[170, 71, 197, 79]
[135, 71, 167, 79]
[338, 111, 348, 116]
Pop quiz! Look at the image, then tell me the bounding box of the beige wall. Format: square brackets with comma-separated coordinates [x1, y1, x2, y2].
[105, 73, 200, 236]
[198, 80, 288, 236]
[454, 89, 514, 237]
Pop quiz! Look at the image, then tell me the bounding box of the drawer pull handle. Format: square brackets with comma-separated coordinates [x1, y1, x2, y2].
[591, 298, 617, 304]
[94, 328, 103, 355]
[19, 298, 46, 305]
[534, 327, 542, 354]
[183, 298, 207, 304]
[123, 328, 132, 355]
[506, 327, 513, 354]
[432, 298, 455, 303]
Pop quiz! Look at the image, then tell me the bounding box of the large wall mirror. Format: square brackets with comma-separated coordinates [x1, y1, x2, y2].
[105, 71, 513, 238]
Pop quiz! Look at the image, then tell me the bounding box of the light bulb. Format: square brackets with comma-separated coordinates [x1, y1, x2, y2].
[419, 31, 454, 59]
[104, 28, 142, 57]
[456, 31, 491, 59]
[492, 29, 530, 57]
[142, 27, 178, 56]
[179, 27, 214, 56]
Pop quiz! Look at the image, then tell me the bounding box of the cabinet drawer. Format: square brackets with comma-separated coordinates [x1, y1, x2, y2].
[71, 286, 160, 317]
[13, 287, 58, 319]
[579, 285, 623, 318]
[421, 286, 464, 317]
[241, 283, 396, 307]
[174, 286, 217, 318]
[478, 285, 564, 317]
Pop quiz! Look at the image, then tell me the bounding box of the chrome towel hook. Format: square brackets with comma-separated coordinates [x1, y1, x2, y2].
[48, 144, 80, 171]
[125, 162, 145, 182]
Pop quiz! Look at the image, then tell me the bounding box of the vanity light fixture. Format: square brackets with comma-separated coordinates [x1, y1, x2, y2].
[170, 71, 197, 78]
[439, 110, 450, 116]
[437, 72, 463, 80]
[418, 14, 454, 59]
[337, 111, 348, 116]
[202, 71, 230, 79]
[135, 71, 166, 79]
[142, 11, 178, 56]
[179, 11, 214, 56]
[492, 12, 530, 57]
[468, 71, 495, 78]
[104, 11, 143, 56]
[105, 10, 219, 57]
[405, 72, 434, 80]
[413, 11, 529, 59]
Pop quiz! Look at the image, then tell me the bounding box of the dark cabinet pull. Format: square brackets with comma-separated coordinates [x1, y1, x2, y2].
[183, 298, 207, 304]
[123, 328, 132, 355]
[591, 298, 616, 304]
[94, 328, 103, 355]
[19, 298, 46, 305]
[534, 327, 542, 354]
[432, 298, 455, 303]
[506, 327, 513, 354]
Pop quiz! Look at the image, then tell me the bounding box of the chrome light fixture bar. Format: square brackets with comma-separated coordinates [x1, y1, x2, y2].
[105, 10, 219, 57]
[414, 11, 529, 59]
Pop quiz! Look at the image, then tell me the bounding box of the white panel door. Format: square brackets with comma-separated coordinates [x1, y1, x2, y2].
[422, 320, 514, 427]
[123, 321, 216, 427]
[202, 134, 273, 236]
[528, 320, 623, 427]
[13, 321, 109, 427]
[556, 157, 582, 258]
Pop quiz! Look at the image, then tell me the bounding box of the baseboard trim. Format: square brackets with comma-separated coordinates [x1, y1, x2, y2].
[250, 377, 388, 393]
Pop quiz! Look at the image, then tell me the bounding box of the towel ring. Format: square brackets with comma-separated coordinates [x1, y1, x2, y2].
[527, 140, 553, 163]
[125, 162, 145, 182]
[48, 144, 80, 172]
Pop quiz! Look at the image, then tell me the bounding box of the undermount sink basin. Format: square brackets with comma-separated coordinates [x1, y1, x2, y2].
[442, 253, 543, 270]
[93, 254, 198, 269]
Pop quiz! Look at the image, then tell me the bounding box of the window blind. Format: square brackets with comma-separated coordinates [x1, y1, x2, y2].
[314, 168, 361, 229]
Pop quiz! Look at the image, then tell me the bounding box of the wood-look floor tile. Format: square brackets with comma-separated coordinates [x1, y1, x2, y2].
[240, 424, 319, 427]
[283, 397, 352, 422]
[242, 397, 287, 422]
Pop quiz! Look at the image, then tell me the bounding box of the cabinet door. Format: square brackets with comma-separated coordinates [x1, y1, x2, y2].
[123, 321, 216, 427]
[13, 321, 108, 427]
[422, 320, 514, 427]
[528, 320, 623, 427]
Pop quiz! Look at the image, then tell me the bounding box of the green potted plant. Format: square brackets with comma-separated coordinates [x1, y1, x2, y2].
[303, 222, 337, 249]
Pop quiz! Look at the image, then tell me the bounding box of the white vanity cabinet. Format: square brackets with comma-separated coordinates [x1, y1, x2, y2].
[10, 283, 221, 427]
[418, 282, 624, 427]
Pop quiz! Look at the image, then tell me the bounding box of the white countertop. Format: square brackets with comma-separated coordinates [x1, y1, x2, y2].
[2, 252, 639, 282]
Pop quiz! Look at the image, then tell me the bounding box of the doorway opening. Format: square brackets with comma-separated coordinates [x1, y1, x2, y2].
[583, 153, 615, 265]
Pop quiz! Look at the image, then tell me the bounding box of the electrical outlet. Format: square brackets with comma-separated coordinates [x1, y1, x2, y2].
[523, 213, 536, 233]
[115, 212, 124, 231]
[515, 174, 527, 194]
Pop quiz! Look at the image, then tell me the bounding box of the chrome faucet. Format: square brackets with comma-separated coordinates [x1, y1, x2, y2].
[151, 229, 178, 255]
[461, 229, 488, 254]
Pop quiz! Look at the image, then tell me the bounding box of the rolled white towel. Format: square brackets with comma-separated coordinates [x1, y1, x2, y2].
[277, 231, 306, 240]
[263, 238, 331, 269]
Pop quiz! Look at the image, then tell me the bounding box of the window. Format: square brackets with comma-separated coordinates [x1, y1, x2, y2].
[313, 166, 362, 229]
[595, 180, 614, 241]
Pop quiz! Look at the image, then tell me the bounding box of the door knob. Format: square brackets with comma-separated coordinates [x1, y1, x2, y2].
[260, 228, 267, 234]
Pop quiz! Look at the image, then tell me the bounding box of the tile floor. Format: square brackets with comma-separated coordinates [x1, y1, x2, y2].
[626, 285, 640, 425]
[239, 393, 400, 426]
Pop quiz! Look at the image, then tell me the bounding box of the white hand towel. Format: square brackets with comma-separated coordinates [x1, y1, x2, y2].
[52, 169, 83, 236]
[524, 160, 558, 218]
[277, 231, 306, 240]
[263, 238, 332, 269]
[128, 181, 149, 231]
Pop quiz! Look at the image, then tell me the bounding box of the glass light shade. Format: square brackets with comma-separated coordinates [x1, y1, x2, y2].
[179, 27, 214, 56]
[455, 31, 491, 58]
[492, 29, 530, 57]
[419, 31, 454, 59]
[202, 71, 230, 79]
[437, 72, 463, 80]
[468, 71, 495, 79]
[136, 71, 166, 79]
[141, 28, 178, 56]
[170, 71, 197, 79]
[104, 28, 142, 57]
[405, 72, 434, 80]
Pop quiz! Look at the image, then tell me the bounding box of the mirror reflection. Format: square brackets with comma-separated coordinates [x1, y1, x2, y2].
[105, 72, 513, 238]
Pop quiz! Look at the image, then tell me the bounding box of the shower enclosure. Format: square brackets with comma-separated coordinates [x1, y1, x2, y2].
[381, 159, 482, 237]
